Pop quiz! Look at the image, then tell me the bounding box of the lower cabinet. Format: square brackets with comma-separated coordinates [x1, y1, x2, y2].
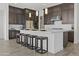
[68, 31, 74, 42]
[63, 32, 68, 48]
[63, 31, 74, 48]
[9, 30, 20, 39]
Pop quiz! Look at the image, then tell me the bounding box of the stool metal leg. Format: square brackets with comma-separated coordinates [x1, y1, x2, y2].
[40, 39, 43, 53]
[47, 38, 48, 52]
[32, 37, 33, 49]
[37, 39, 38, 50]
[27, 36, 31, 48]
[25, 36, 28, 47]
[35, 38, 38, 50]
[26, 37, 28, 46]
[35, 38, 37, 50]
[18, 36, 20, 44]
[20, 35, 23, 46]
[16, 35, 19, 44]
[23, 35, 26, 46]
[30, 37, 32, 46]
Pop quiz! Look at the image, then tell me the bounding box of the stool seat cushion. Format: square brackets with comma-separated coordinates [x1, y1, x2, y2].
[20, 33, 25, 35]
[30, 35, 37, 38]
[25, 34, 30, 36]
[36, 36, 48, 39]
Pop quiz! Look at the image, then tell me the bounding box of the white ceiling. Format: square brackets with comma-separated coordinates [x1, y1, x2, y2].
[9, 3, 61, 10]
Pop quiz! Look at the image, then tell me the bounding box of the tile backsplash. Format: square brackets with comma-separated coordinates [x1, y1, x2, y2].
[9, 24, 23, 30]
[45, 24, 73, 31]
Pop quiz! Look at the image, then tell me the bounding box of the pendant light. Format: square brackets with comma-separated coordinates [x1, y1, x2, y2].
[45, 8, 48, 15]
[36, 11, 38, 16]
[29, 12, 31, 18]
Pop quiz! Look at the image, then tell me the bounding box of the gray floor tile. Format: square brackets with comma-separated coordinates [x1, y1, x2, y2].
[0, 39, 79, 56]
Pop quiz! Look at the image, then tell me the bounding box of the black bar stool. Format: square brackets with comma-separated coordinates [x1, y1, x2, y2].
[28, 35, 37, 50]
[20, 33, 26, 46]
[25, 34, 32, 48]
[23, 34, 30, 47]
[16, 33, 31, 47]
[35, 36, 48, 54]
[16, 33, 21, 44]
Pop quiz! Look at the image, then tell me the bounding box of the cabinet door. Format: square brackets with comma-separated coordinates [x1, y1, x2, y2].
[9, 30, 15, 39]
[68, 9, 74, 24]
[52, 6, 61, 17]
[63, 32, 68, 48]
[16, 14, 22, 24]
[68, 31, 74, 42]
[9, 12, 16, 24]
[9, 6, 25, 25]
[62, 9, 69, 24]
[44, 6, 61, 24]
[61, 4, 74, 24]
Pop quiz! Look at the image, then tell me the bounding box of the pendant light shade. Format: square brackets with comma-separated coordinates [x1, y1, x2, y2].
[36, 11, 38, 16]
[45, 8, 48, 15]
[29, 13, 31, 18]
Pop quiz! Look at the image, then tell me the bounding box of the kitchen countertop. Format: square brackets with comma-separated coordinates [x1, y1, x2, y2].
[20, 29, 73, 33]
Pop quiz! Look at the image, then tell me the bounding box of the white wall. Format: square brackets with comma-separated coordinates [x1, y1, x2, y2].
[0, 10, 4, 39]
[0, 3, 9, 40]
[74, 3, 79, 43]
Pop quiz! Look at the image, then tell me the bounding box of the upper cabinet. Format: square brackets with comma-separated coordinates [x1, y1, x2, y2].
[44, 3, 74, 25]
[9, 6, 25, 25]
[44, 5, 61, 24]
[61, 3, 74, 24]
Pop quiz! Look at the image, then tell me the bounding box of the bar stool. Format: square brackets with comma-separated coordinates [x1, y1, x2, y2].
[20, 33, 26, 46]
[28, 35, 37, 50]
[16, 33, 21, 44]
[23, 34, 30, 47]
[25, 34, 32, 48]
[16, 33, 31, 47]
[35, 36, 48, 54]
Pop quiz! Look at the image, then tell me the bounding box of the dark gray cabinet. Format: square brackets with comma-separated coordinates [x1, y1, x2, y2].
[61, 3, 74, 24]
[63, 32, 68, 48]
[9, 6, 25, 25]
[44, 3, 74, 24]
[68, 31, 74, 42]
[63, 31, 74, 48]
[9, 30, 20, 39]
[44, 5, 61, 24]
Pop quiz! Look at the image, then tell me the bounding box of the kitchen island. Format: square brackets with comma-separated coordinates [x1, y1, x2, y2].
[20, 29, 72, 54]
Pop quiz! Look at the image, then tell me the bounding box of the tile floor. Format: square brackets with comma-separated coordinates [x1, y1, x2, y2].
[0, 39, 79, 56]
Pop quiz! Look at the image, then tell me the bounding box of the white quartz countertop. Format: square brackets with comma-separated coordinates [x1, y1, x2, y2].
[20, 30, 73, 32]
[20, 29, 73, 33]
